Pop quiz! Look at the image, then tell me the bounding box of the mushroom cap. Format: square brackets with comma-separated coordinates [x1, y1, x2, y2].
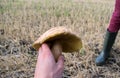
[32, 27, 82, 53]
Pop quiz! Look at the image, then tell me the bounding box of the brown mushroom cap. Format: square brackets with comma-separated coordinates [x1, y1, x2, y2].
[32, 27, 82, 53]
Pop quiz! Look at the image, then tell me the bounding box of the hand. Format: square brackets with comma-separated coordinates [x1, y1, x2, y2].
[34, 43, 64, 78]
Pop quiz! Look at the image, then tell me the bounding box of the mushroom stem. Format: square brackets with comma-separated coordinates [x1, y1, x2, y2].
[51, 41, 62, 62]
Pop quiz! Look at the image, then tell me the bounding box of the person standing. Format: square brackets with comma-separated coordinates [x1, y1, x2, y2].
[96, 0, 120, 66]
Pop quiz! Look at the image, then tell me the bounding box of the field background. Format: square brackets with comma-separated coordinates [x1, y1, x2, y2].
[0, 0, 120, 78]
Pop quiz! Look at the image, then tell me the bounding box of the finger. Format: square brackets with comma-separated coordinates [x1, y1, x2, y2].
[41, 43, 52, 55]
[57, 55, 64, 70]
[35, 47, 42, 78]
[41, 43, 55, 60]
[41, 43, 51, 52]
[38, 47, 42, 53]
[37, 47, 42, 60]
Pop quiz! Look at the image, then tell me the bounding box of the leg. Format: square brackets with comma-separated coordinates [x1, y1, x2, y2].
[108, 12, 120, 32]
[108, 0, 120, 32]
[95, 29, 118, 66]
[95, 0, 120, 66]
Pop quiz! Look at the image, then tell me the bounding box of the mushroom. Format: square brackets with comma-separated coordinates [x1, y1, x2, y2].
[32, 27, 82, 62]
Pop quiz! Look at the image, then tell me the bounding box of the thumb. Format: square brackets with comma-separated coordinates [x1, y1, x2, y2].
[57, 55, 64, 70]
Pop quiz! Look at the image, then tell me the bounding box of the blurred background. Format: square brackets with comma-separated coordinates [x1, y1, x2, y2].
[0, 0, 120, 78]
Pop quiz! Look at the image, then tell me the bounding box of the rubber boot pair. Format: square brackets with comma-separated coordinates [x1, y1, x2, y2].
[95, 29, 118, 66]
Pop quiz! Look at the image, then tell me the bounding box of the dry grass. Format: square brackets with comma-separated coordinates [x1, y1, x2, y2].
[0, 0, 120, 78]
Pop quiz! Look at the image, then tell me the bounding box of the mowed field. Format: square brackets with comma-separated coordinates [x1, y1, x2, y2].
[0, 0, 120, 78]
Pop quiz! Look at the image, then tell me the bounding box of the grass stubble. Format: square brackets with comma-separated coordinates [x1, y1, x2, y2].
[0, 0, 120, 78]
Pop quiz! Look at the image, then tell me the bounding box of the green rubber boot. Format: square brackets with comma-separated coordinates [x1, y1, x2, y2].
[95, 29, 118, 66]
